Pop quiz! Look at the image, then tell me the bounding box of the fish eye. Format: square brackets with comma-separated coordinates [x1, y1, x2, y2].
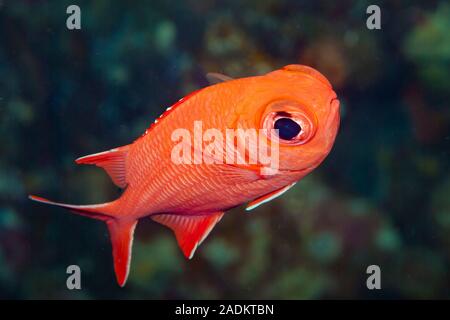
[261, 101, 316, 145]
[274, 118, 301, 140]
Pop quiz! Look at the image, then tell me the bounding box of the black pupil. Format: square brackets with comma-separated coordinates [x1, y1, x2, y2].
[274, 118, 301, 140]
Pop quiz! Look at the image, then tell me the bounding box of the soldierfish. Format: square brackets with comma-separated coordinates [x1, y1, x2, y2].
[29, 65, 340, 286]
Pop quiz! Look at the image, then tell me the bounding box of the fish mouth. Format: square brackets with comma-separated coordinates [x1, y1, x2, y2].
[330, 97, 339, 109]
[329, 91, 339, 111]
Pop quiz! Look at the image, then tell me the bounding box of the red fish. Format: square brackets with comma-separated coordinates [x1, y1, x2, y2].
[30, 65, 340, 286]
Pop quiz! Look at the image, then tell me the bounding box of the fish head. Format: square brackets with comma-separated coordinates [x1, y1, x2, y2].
[235, 64, 340, 175]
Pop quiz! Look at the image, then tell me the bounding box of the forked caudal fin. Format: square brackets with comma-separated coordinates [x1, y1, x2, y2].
[28, 195, 115, 220]
[106, 219, 137, 287]
[28, 195, 137, 287]
[29, 196, 225, 286]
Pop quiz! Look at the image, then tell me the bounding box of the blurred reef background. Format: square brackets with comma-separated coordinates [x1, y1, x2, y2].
[0, 0, 449, 299]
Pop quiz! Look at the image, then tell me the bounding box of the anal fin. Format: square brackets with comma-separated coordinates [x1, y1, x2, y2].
[151, 212, 224, 259]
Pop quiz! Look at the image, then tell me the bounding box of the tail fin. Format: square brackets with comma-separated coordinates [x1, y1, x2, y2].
[29, 195, 137, 287]
[106, 219, 137, 287]
[28, 195, 115, 220]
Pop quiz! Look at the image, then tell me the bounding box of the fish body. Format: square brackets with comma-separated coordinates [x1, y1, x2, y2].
[30, 64, 340, 286]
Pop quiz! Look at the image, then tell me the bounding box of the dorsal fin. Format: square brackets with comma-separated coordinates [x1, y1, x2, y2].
[75, 145, 130, 188]
[138, 89, 202, 141]
[206, 72, 234, 85]
[151, 212, 224, 259]
[246, 182, 297, 211]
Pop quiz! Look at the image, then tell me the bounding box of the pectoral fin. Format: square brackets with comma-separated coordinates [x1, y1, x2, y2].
[246, 182, 297, 211]
[151, 212, 224, 259]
